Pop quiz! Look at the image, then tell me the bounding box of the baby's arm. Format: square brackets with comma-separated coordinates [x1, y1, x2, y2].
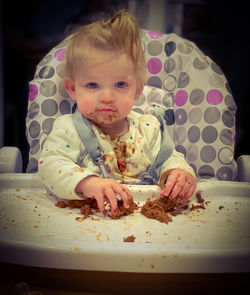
[75, 176, 132, 212]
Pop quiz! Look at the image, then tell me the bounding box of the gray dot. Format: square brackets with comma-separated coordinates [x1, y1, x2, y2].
[178, 41, 193, 54]
[147, 40, 163, 56]
[225, 95, 237, 113]
[198, 165, 215, 179]
[29, 120, 41, 138]
[222, 110, 234, 128]
[187, 145, 199, 162]
[164, 41, 176, 56]
[28, 101, 39, 119]
[134, 93, 145, 106]
[176, 127, 186, 143]
[218, 147, 234, 165]
[38, 54, 53, 67]
[39, 65, 55, 79]
[200, 145, 216, 163]
[176, 145, 187, 158]
[216, 167, 233, 181]
[188, 107, 202, 124]
[220, 129, 233, 146]
[147, 89, 162, 105]
[202, 126, 218, 143]
[189, 89, 204, 105]
[175, 109, 187, 125]
[163, 75, 177, 91]
[193, 56, 209, 70]
[26, 157, 38, 173]
[147, 76, 162, 88]
[42, 118, 55, 135]
[189, 163, 197, 176]
[177, 72, 190, 88]
[56, 63, 66, 78]
[39, 81, 57, 97]
[188, 126, 200, 143]
[164, 109, 175, 125]
[211, 62, 224, 75]
[133, 107, 144, 114]
[164, 58, 176, 73]
[59, 81, 69, 98]
[208, 74, 224, 88]
[204, 107, 220, 124]
[30, 139, 40, 155]
[41, 99, 58, 116]
[163, 93, 174, 107]
[59, 100, 71, 114]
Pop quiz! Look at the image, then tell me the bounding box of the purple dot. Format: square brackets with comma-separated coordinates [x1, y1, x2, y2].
[147, 58, 162, 74]
[147, 31, 163, 39]
[175, 90, 188, 106]
[206, 89, 223, 105]
[54, 48, 66, 62]
[29, 84, 38, 101]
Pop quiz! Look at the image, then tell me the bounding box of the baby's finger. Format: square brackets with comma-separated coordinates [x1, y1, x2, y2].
[104, 188, 118, 212]
[160, 172, 177, 197]
[113, 184, 132, 209]
[183, 183, 197, 202]
[168, 182, 182, 199]
[94, 193, 105, 212]
[179, 180, 191, 197]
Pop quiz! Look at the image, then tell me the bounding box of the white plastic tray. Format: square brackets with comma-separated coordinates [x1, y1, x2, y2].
[0, 173, 250, 273]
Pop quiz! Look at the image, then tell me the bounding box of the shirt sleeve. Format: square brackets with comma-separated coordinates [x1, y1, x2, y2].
[38, 115, 99, 199]
[158, 149, 196, 187]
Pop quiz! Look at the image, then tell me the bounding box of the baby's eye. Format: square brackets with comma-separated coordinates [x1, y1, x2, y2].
[87, 82, 99, 89]
[115, 81, 127, 88]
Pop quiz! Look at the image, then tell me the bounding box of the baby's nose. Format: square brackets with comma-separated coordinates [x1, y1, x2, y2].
[99, 88, 115, 102]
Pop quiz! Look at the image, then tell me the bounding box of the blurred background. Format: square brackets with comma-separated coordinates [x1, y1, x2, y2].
[0, 0, 249, 171]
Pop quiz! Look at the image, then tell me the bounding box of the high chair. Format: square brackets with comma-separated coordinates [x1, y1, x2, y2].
[0, 30, 250, 292]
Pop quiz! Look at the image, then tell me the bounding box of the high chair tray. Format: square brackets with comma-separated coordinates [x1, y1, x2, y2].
[0, 173, 249, 273]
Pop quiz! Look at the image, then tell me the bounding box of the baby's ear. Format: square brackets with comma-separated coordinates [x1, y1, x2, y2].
[64, 77, 76, 101]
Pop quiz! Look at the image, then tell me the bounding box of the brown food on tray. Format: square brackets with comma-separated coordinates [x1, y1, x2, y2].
[141, 191, 206, 224]
[141, 197, 188, 224]
[55, 191, 207, 225]
[55, 197, 138, 219]
[123, 235, 136, 242]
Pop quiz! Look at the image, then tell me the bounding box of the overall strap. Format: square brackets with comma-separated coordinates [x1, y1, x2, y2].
[139, 105, 175, 184]
[72, 106, 175, 185]
[72, 108, 110, 178]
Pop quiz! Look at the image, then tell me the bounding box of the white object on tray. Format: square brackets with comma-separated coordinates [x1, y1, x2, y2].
[0, 173, 250, 273]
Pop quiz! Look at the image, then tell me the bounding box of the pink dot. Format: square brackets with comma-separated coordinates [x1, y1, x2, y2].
[175, 90, 188, 106]
[29, 84, 38, 101]
[147, 31, 163, 39]
[54, 48, 66, 62]
[147, 58, 162, 74]
[206, 89, 223, 105]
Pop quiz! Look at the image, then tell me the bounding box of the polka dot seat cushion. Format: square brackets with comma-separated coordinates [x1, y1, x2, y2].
[26, 30, 237, 180]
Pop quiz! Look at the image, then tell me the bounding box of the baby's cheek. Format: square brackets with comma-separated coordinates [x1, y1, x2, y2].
[78, 100, 94, 116]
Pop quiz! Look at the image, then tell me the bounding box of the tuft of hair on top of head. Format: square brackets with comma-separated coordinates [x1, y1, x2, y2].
[65, 9, 146, 87]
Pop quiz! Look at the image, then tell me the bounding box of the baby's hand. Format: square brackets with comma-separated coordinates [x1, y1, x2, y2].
[160, 168, 196, 203]
[75, 176, 132, 212]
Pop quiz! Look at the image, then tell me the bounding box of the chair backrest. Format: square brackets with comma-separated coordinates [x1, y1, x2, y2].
[26, 29, 237, 180]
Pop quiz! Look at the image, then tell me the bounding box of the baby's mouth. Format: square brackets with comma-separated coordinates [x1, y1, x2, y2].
[96, 106, 117, 115]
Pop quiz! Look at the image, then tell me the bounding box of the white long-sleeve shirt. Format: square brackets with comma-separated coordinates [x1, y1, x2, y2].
[38, 111, 195, 199]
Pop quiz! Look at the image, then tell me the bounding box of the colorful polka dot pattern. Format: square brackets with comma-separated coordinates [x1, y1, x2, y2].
[26, 30, 237, 180]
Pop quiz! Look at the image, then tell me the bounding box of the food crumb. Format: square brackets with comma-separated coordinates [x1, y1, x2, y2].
[123, 235, 136, 242]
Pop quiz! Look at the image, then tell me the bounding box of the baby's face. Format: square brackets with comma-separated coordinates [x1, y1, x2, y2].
[65, 47, 142, 134]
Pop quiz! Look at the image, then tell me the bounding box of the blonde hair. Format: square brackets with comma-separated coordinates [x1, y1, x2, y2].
[65, 10, 146, 89]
